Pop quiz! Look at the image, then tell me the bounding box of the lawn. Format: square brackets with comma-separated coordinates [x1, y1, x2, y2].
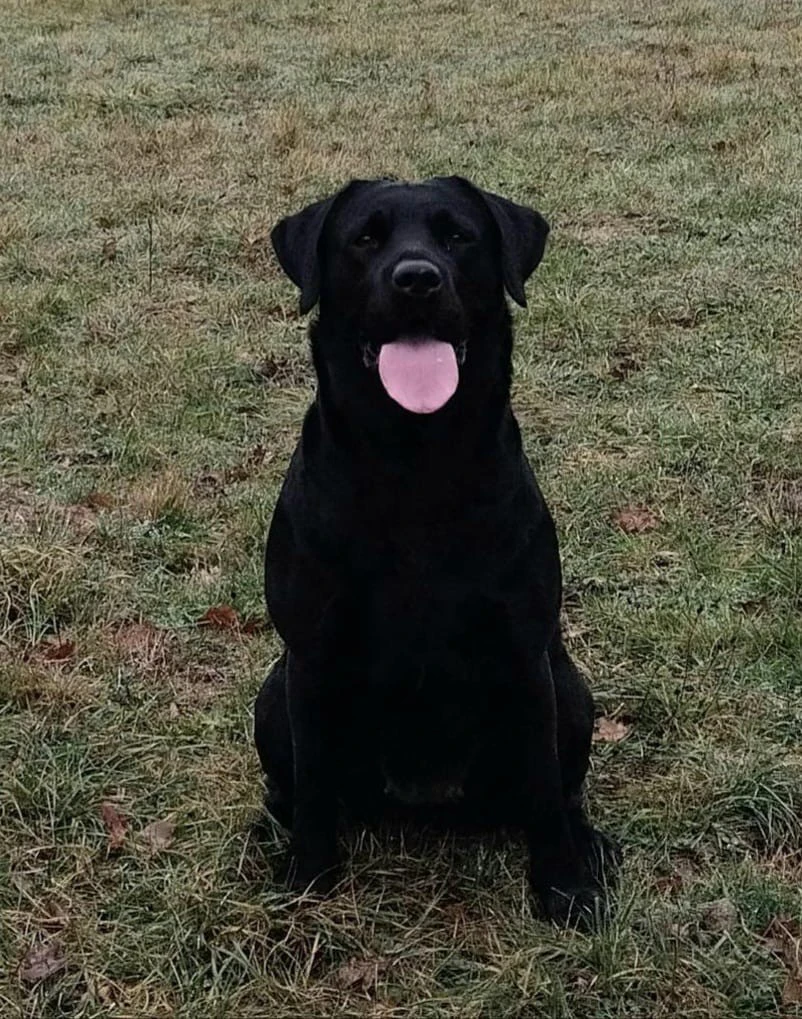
[1, 0, 801, 1015]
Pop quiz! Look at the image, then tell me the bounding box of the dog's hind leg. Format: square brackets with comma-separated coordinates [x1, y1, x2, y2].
[254, 651, 294, 829]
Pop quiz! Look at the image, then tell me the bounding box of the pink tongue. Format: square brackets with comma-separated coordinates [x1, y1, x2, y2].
[377, 339, 459, 414]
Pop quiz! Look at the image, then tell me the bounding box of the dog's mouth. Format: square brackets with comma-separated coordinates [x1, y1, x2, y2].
[362, 338, 466, 415]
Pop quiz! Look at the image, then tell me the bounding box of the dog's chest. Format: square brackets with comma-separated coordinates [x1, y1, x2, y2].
[362, 576, 506, 806]
[343, 515, 526, 805]
[370, 661, 489, 805]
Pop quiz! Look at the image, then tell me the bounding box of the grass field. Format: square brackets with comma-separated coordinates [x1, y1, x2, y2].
[2, 0, 801, 1015]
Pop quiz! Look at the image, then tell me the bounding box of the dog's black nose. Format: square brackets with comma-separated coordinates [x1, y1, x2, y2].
[392, 259, 442, 298]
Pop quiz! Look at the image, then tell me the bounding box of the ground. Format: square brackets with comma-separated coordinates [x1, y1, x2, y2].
[1, 1, 801, 1016]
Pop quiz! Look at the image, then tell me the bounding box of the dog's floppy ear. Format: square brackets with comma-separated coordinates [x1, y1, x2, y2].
[451, 178, 549, 307]
[271, 195, 336, 315]
[271, 181, 372, 315]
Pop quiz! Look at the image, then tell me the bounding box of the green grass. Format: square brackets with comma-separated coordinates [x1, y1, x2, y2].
[1, 1, 801, 1015]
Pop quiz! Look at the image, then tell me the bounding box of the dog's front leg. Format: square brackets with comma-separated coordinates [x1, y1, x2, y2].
[283, 649, 340, 894]
[520, 651, 603, 927]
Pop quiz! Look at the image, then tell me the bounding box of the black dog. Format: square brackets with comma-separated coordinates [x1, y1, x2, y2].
[254, 176, 618, 925]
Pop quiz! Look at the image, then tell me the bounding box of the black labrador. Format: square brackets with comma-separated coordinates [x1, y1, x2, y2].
[254, 176, 619, 925]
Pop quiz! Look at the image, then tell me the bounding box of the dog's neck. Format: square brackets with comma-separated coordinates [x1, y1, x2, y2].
[301, 396, 524, 528]
[301, 379, 522, 522]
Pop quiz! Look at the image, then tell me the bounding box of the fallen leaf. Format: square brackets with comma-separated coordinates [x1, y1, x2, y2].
[198, 605, 240, 630]
[593, 716, 631, 743]
[613, 505, 659, 534]
[654, 853, 698, 894]
[65, 503, 98, 535]
[763, 917, 802, 1005]
[784, 971, 802, 1005]
[334, 956, 387, 991]
[19, 939, 67, 983]
[81, 491, 116, 510]
[41, 639, 76, 664]
[115, 621, 160, 656]
[701, 897, 738, 933]
[764, 916, 801, 965]
[143, 818, 175, 853]
[101, 801, 128, 851]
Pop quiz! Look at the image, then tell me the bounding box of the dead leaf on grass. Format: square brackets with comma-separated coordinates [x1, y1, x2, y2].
[655, 853, 699, 894]
[40, 639, 76, 664]
[101, 801, 128, 851]
[613, 504, 660, 534]
[764, 916, 800, 955]
[764, 917, 802, 972]
[197, 605, 265, 635]
[593, 716, 631, 743]
[19, 938, 67, 983]
[115, 620, 161, 656]
[142, 818, 175, 854]
[81, 491, 116, 511]
[783, 971, 802, 1006]
[198, 604, 240, 630]
[335, 956, 388, 992]
[701, 897, 739, 933]
[762, 916, 802, 1005]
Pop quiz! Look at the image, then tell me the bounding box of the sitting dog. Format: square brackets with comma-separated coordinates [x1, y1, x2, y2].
[254, 176, 618, 925]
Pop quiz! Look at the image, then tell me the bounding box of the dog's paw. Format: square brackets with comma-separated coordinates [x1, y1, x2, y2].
[277, 847, 340, 896]
[538, 880, 610, 930]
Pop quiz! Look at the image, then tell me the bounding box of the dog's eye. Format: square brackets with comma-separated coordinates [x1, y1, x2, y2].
[353, 232, 380, 250]
[442, 227, 474, 251]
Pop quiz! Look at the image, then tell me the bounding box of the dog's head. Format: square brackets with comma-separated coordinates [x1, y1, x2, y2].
[271, 177, 549, 417]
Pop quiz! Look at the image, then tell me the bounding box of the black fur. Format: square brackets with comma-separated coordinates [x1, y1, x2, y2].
[255, 176, 619, 926]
